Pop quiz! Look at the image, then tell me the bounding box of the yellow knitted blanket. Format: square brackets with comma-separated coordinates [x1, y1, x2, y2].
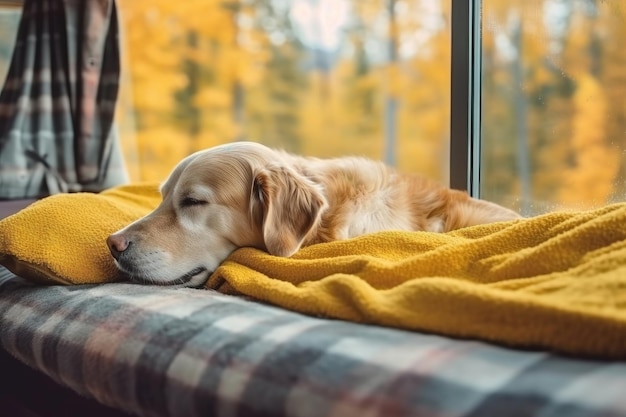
[207, 203, 626, 359]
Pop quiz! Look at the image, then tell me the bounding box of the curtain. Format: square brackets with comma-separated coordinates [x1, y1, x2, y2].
[0, 0, 128, 200]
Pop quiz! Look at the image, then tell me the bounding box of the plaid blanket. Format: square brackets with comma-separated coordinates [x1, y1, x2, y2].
[1, 268, 625, 417]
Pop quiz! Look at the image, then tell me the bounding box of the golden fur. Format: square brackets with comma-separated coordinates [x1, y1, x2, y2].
[107, 141, 521, 287]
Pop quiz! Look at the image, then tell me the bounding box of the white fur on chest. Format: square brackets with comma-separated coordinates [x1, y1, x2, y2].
[338, 187, 414, 239]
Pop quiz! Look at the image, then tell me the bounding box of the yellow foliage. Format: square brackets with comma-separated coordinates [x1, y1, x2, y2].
[115, 0, 455, 182]
[385, 64, 404, 98]
[560, 74, 618, 208]
[133, 127, 192, 181]
[193, 87, 232, 109]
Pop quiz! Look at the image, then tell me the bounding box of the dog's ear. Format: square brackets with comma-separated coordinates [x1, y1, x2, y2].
[252, 166, 327, 257]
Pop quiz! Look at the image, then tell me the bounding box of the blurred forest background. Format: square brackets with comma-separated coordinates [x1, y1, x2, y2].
[1, 0, 625, 215]
[115, 0, 452, 186]
[481, 0, 626, 214]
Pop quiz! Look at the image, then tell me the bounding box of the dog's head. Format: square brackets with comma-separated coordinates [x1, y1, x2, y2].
[107, 142, 327, 287]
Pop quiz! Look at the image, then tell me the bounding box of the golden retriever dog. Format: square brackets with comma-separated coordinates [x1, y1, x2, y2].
[107, 141, 520, 287]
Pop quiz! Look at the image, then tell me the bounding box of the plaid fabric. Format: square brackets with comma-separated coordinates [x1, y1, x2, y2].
[0, 0, 127, 199]
[0, 270, 625, 417]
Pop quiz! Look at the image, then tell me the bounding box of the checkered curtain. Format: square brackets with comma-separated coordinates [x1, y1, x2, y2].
[0, 0, 128, 200]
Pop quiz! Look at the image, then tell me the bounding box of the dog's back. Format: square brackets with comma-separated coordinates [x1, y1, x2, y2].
[286, 153, 521, 245]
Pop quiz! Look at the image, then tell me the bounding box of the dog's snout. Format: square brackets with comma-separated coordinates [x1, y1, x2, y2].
[107, 234, 131, 260]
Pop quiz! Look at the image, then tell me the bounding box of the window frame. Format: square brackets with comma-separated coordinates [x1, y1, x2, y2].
[449, 0, 482, 197]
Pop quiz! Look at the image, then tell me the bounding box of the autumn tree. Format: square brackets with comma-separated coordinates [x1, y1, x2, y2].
[116, 0, 457, 183]
[395, 0, 451, 181]
[480, 0, 626, 214]
[599, 2, 626, 200]
[560, 73, 617, 208]
[118, 1, 264, 179]
[243, 0, 307, 153]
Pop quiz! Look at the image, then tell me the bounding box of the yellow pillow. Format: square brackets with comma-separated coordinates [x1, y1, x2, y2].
[0, 183, 161, 285]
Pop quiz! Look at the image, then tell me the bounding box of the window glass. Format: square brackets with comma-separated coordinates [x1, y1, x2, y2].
[0, 7, 21, 84]
[481, 0, 626, 215]
[116, 0, 451, 183]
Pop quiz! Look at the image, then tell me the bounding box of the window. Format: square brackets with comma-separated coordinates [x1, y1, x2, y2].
[2, 1, 624, 216]
[480, 0, 626, 215]
[116, 1, 452, 183]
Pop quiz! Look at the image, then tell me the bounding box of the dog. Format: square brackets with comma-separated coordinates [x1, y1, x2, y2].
[107, 141, 521, 287]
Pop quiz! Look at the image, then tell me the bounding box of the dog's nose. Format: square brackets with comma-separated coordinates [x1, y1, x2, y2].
[107, 234, 130, 260]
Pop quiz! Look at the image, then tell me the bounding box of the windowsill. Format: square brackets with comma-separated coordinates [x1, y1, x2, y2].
[0, 200, 35, 220]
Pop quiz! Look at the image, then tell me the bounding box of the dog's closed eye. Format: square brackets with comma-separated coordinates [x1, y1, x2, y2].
[180, 197, 207, 208]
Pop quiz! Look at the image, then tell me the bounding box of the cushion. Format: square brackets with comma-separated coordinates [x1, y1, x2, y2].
[0, 183, 161, 284]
